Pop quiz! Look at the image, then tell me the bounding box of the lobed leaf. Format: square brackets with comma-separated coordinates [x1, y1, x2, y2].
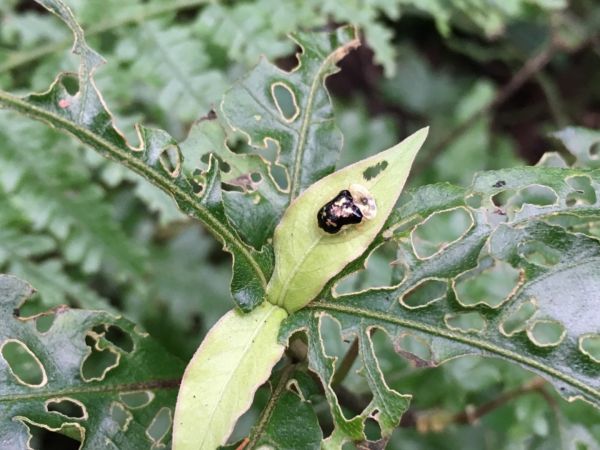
[0, 0, 269, 311]
[219, 26, 359, 248]
[0, 274, 184, 448]
[281, 165, 600, 443]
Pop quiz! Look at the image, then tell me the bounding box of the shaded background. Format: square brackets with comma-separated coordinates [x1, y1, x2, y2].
[1, 0, 600, 448]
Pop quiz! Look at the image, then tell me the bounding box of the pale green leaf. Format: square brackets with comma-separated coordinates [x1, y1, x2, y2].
[173, 301, 288, 450]
[267, 127, 429, 313]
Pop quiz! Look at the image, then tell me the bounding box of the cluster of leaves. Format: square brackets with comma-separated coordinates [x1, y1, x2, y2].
[1, 0, 600, 448]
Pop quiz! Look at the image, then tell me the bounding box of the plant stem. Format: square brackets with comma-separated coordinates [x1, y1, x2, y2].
[245, 363, 297, 449]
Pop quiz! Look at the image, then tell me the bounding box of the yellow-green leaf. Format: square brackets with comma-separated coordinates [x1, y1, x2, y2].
[173, 301, 287, 449]
[267, 128, 429, 313]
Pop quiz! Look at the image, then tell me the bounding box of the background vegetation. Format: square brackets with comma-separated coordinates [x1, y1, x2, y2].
[1, 0, 600, 448]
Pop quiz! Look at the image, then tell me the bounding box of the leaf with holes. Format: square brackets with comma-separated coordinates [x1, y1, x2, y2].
[267, 127, 428, 313]
[280, 166, 600, 444]
[0, 0, 269, 312]
[0, 274, 184, 448]
[219, 26, 360, 249]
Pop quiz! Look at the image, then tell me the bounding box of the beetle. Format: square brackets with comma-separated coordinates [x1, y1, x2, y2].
[317, 184, 377, 234]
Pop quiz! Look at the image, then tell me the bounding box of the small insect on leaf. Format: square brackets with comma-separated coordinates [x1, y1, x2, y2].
[267, 127, 429, 313]
[317, 190, 364, 234]
[317, 184, 377, 234]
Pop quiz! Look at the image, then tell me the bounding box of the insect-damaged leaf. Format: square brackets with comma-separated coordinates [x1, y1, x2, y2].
[173, 301, 287, 450]
[219, 26, 360, 249]
[0, 0, 269, 312]
[281, 164, 600, 444]
[0, 275, 184, 448]
[267, 128, 428, 313]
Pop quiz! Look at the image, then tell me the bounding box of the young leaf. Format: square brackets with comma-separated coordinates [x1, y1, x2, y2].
[173, 301, 288, 450]
[0, 274, 184, 448]
[267, 127, 429, 313]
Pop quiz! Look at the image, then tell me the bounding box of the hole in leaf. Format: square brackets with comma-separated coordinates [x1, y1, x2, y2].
[364, 417, 382, 441]
[250, 172, 262, 183]
[400, 278, 447, 309]
[146, 407, 172, 446]
[120, 391, 155, 408]
[362, 161, 388, 181]
[270, 164, 289, 191]
[445, 312, 486, 333]
[527, 320, 565, 347]
[454, 259, 521, 308]
[411, 208, 473, 259]
[201, 153, 231, 173]
[335, 242, 402, 295]
[158, 144, 182, 178]
[509, 185, 558, 211]
[62, 75, 79, 95]
[111, 402, 133, 431]
[319, 314, 348, 362]
[519, 241, 561, 267]
[590, 142, 600, 159]
[271, 82, 299, 121]
[23, 420, 82, 450]
[259, 138, 289, 191]
[579, 334, 600, 363]
[394, 333, 433, 366]
[565, 175, 597, 205]
[81, 335, 119, 382]
[104, 325, 134, 353]
[36, 313, 55, 333]
[46, 398, 86, 420]
[491, 190, 513, 207]
[500, 299, 537, 336]
[1, 340, 47, 387]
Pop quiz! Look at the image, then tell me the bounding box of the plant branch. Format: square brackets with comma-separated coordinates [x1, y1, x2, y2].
[413, 31, 597, 174]
[245, 363, 297, 450]
[331, 338, 359, 387]
[451, 377, 550, 425]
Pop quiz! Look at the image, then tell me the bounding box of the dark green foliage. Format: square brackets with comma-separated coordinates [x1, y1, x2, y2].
[1, 0, 599, 448]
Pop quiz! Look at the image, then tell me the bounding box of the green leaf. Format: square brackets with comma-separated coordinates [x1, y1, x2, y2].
[0, 274, 184, 448]
[173, 301, 287, 449]
[221, 26, 359, 201]
[0, 115, 146, 278]
[552, 127, 600, 169]
[281, 165, 600, 442]
[235, 367, 323, 450]
[267, 127, 429, 313]
[0, 0, 269, 312]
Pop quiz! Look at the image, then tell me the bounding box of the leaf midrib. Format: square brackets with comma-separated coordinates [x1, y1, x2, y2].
[198, 305, 280, 448]
[0, 90, 268, 290]
[309, 301, 600, 404]
[0, 378, 181, 403]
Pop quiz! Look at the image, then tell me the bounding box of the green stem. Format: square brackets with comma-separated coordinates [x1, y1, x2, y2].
[0, 89, 268, 291]
[245, 363, 296, 449]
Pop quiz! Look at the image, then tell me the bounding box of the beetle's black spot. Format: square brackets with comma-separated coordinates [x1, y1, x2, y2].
[317, 190, 363, 234]
[493, 180, 506, 188]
